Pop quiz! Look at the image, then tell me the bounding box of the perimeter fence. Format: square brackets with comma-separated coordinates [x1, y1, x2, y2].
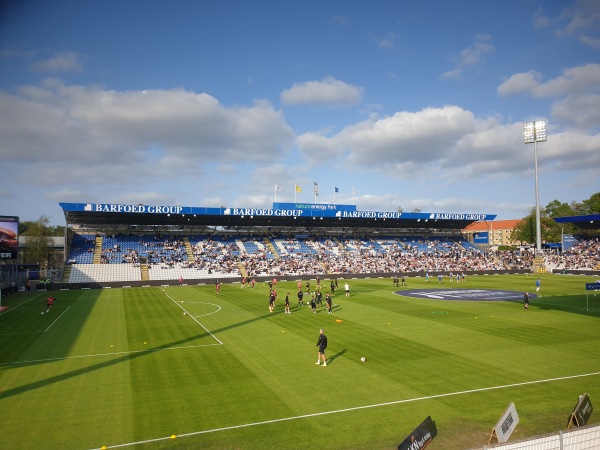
[474, 423, 600, 450]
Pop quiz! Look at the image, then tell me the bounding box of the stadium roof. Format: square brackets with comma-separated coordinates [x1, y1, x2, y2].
[60, 202, 497, 232]
[553, 214, 600, 230]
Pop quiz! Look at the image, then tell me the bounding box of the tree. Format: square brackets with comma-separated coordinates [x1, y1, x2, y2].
[544, 199, 574, 218]
[19, 220, 64, 236]
[543, 200, 574, 242]
[22, 216, 53, 268]
[512, 208, 536, 245]
[512, 207, 557, 245]
[582, 192, 600, 214]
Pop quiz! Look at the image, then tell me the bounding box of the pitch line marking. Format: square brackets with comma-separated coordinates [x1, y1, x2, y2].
[532, 299, 600, 312]
[162, 292, 223, 345]
[94, 370, 600, 449]
[0, 343, 222, 367]
[0, 305, 71, 336]
[0, 330, 44, 336]
[44, 306, 70, 332]
[186, 302, 221, 318]
[0, 293, 45, 317]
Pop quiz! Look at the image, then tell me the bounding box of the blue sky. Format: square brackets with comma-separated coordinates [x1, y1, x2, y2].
[1, 0, 599, 225]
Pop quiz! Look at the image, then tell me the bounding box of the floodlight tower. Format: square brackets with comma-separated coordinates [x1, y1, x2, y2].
[523, 120, 547, 256]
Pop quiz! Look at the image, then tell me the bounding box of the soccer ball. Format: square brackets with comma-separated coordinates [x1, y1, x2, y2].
[183, 312, 187, 315]
[524, 304, 529, 309]
[41, 312, 44, 315]
[360, 356, 366, 362]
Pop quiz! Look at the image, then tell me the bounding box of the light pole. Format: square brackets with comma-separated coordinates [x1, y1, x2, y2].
[523, 120, 547, 256]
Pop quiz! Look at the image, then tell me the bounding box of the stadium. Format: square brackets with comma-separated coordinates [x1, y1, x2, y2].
[1, 200, 599, 450]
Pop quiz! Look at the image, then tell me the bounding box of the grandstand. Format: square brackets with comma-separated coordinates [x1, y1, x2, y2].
[53, 202, 500, 287]
[53, 203, 599, 288]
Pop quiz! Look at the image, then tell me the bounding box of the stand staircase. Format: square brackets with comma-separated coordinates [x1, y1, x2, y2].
[237, 262, 247, 278]
[263, 237, 280, 259]
[140, 264, 149, 281]
[183, 237, 195, 262]
[93, 236, 103, 264]
[533, 256, 546, 274]
[61, 265, 72, 283]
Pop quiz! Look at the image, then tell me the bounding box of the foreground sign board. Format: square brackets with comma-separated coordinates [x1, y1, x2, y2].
[489, 402, 519, 444]
[397, 416, 437, 450]
[568, 393, 593, 428]
[586, 283, 600, 291]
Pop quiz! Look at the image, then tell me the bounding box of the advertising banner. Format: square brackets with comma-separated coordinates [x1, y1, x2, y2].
[490, 402, 519, 444]
[563, 234, 578, 251]
[0, 215, 19, 260]
[60, 202, 497, 222]
[473, 232, 489, 244]
[397, 416, 437, 450]
[273, 202, 357, 212]
[568, 393, 593, 428]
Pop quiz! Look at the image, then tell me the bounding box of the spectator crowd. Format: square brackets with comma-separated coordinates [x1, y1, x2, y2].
[68, 233, 600, 280]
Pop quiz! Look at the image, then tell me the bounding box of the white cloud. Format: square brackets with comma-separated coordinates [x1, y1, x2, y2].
[333, 15, 350, 25]
[377, 32, 398, 49]
[297, 105, 476, 171]
[533, 8, 551, 29]
[440, 34, 494, 81]
[535, 64, 600, 97]
[498, 63, 600, 97]
[498, 64, 600, 133]
[580, 34, 600, 48]
[557, 0, 600, 36]
[538, 0, 600, 48]
[296, 104, 600, 187]
[439, 68, 462, 81]
[552, 94, 600, 130]
[0, 83, 294, 165]
[31, 52, 83, 73]
[295, 131, 341, 164]
[111, 191, 172, 205]
[280, 76, 363, 108]
[497, 71, 542, 96]
[340, 106, 476, 167]
[460, 34, 494, 65]
[0, 82, 295, 199]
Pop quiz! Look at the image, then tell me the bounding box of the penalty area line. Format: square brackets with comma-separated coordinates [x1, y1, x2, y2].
[95, 370, 600, 449]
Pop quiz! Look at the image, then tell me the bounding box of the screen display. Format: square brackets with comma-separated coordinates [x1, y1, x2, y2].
[0, 216, 19, 260]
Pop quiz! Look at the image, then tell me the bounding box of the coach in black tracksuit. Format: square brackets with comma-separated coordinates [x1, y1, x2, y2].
[315, 329, 327, 366]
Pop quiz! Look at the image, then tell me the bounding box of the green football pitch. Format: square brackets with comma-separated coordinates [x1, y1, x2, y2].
[1, 273, 599, 449]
